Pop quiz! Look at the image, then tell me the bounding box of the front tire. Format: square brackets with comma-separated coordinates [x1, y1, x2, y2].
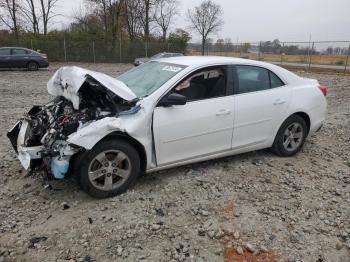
[79, 138, 140, 198]
[272, 115, 307, 157]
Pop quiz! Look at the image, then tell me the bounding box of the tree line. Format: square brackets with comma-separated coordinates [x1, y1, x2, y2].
[0, 0, 225, 56]
[0, 0, 59, 37]
[190, 38, 350, 56]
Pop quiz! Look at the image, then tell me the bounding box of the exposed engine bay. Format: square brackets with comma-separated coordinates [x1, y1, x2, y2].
[7, 66, 140, 181]
[23, 81, 135, 150]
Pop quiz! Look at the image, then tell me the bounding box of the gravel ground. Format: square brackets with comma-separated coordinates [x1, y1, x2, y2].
[0, 63, 349, 262]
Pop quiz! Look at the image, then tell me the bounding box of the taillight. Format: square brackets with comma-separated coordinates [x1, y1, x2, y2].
[319, 84, 327, 96]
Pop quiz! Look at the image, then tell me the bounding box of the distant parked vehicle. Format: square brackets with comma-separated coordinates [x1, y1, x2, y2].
[133, 52, 184, 66]
[0, 47, 49, 71]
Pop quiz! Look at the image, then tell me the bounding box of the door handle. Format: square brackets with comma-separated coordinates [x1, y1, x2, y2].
[216, 109, 231, 116]
[273, 99, 286, 105]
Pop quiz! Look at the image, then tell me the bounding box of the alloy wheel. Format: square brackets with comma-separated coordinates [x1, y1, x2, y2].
[88, 150, 131, 191]
[282, 122, 304, 152]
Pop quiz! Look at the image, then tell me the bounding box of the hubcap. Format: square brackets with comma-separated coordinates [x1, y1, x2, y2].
[282, 123, 303, 152]
[88, 150, 131, 191]
[29, 63, 37, 70]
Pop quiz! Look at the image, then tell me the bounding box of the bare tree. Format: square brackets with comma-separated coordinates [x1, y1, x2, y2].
[138, 0, 156, 41]
[154, 0, 178, 42]
[39, 0, 59, 35]
[20, 0, 39, 34]
[108, 0, 124, 49]
[0, 0, 21, 39]
[86, 0, 110, 38]
[125, 0, 142, 40]
[187, 0, 224, 55]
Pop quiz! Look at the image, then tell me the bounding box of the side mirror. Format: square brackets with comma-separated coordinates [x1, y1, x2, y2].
[158, 93, 187, 107]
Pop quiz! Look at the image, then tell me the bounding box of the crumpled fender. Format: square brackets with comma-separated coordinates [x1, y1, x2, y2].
[67, 107, 155, 168]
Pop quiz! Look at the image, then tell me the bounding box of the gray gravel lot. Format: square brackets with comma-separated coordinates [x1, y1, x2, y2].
[0, 63, 349, 262]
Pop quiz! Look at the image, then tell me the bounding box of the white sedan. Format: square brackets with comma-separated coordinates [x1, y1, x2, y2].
[8, 56, 327, 198]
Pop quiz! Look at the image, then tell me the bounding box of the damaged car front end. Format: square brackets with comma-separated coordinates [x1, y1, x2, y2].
[8, 66, 140, 180]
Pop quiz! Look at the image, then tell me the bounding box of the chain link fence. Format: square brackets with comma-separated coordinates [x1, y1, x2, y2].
[0, 36, 186, 63]
[188, 41, 350, 71]
[1, 36, 349, 71]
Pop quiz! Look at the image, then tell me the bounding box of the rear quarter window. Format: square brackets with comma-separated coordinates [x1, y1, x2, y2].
[270, 71, 285, 88]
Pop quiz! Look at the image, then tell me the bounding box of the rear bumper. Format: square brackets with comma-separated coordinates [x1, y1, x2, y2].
[310, 120, 324, 135]
[39, 60, 49, 68]
[308, 100, 327, 136]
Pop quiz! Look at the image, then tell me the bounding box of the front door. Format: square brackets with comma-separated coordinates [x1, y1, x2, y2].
[153, 66, 235, 166]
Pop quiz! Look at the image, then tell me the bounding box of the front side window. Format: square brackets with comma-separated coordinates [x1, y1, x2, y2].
[0, 48, 10, 55]
[117, 61, 186, 98]
[173, 66, 227, 102]
[236, 65, 285, 94]
[12, 49, 28, 55]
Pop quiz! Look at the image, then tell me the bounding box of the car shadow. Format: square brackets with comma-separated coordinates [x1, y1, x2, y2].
[17, 148, 275, 201]
[136, 149, 275, 186]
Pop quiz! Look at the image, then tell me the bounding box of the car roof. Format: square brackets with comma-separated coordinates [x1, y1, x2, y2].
[156, 56, 302, 83]
[0, 47, 34, 52]
[157, 56, 269, 67]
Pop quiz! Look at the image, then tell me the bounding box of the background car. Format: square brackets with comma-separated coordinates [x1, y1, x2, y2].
[133, 52, 184, 66]
[0, 47, 49, 70]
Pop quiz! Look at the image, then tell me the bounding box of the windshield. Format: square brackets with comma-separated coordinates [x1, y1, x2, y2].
[150, 53, 164, 59]
[117, 62, 186, 98]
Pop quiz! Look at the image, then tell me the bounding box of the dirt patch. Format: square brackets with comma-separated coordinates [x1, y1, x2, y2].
[224, 247, 278, 262]
[223, 200, 235, 217]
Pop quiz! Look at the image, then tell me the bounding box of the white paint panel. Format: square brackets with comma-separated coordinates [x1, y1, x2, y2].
[153, 96, 235, 165]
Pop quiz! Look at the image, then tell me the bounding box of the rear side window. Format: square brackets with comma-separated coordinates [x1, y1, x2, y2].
[12, 49, 28, 55]
[0, 49, 10, 55]
[236, 65, 285, 94]
[236, 66, 270, 94]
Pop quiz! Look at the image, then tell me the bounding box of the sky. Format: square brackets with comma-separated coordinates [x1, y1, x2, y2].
[56, 0, 350, 43]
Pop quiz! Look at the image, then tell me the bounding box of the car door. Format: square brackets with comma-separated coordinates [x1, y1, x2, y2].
[10, 48, 30, 68]
[153, 65, 235, 166]
[232, 65, 292, 149]
[0, 48, 11, 68]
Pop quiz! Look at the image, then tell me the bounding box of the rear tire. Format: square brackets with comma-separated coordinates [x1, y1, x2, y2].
[79, 138, 140, 198]
[272, 115, 307, 157]
[27, 61, 38, 71]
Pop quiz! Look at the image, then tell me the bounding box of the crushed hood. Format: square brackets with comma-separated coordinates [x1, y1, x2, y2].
[47, 66, 137, 109]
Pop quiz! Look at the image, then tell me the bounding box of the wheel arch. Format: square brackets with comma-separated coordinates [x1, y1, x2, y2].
[27, 60, 39, 68]
[273, 111, 311, 145]
[102, 131, 147, 173]
[291, 111, 311, 135]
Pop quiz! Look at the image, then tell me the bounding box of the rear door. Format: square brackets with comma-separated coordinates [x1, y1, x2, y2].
[0, 48, 11, 68]
[232, 65, 292, 149]
[10, 48, 30, 68]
